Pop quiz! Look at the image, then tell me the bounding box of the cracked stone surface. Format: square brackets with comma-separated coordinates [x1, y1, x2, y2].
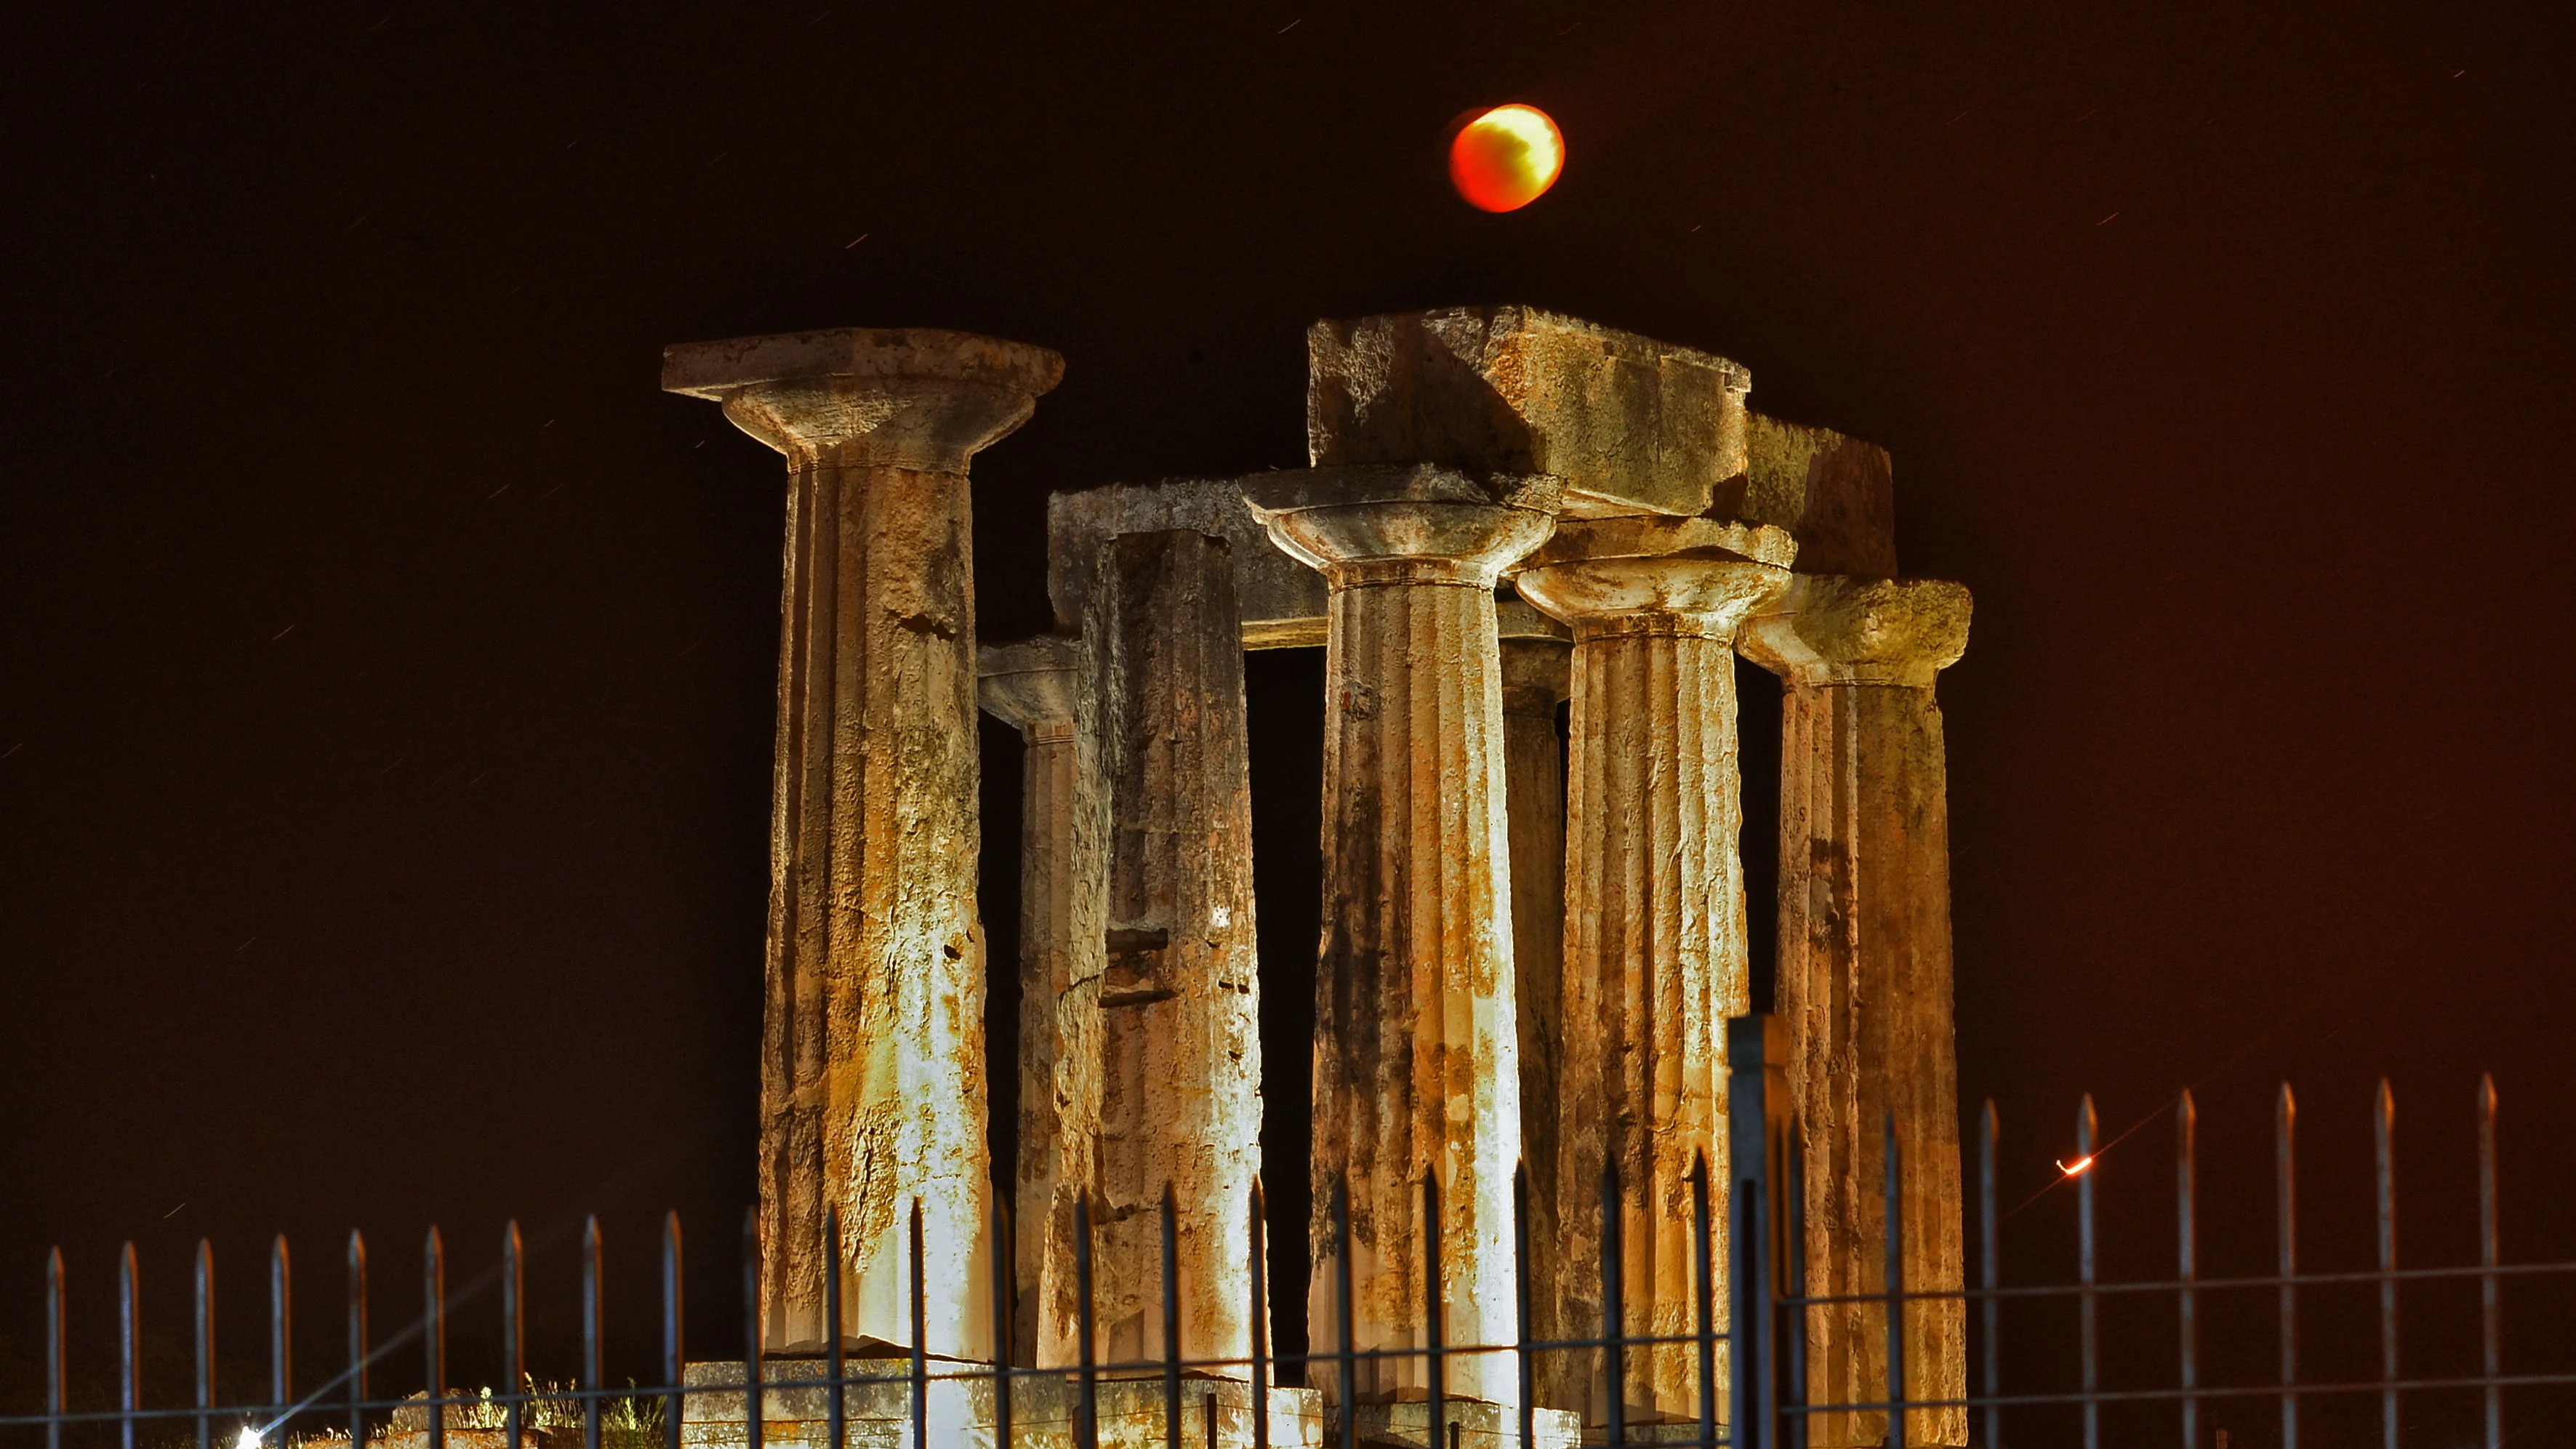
[1081, 529, 1265, 1372]
[1742, 574, 1973, 1448]
[1242, 464, 1559, 1410]
[664, 325, 1062, 1360]
[1513, 514, 1792, 1426]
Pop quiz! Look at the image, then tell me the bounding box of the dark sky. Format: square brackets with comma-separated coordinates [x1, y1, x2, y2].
[4, 0, 2572, 1435]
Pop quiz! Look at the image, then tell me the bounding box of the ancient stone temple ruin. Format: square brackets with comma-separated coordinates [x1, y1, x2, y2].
[659, 306, 1973, 1448]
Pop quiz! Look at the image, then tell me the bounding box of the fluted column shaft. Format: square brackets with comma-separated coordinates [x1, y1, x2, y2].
[664, 327, 1063, 1360]
[1498, 603, 1572, 1370]
[1515, 517, 1793, 1426]
[1084, 529, 1264, 1370]
[1244, 465, 1559, 1408]
[976, 635, 1107, 1369]
[1744, 577, 1972, 1448]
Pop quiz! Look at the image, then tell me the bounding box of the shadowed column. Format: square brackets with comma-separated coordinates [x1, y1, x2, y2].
[1514, 515, 1794, 1428]
[1743, 575, 1972, 1449]
[1497, 594, 1573, 1376]
[977, 635, 1107, 1369]
[1083, 529, 1264, 1373]
[1243, 465, 1559, 1413]
[663, 326, 1062, 1360]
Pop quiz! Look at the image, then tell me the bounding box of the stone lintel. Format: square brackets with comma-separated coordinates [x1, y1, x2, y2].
[1736, 412, 1899, 578]
[1307, 306, 1749, 519]
[1047, 480, 1330, 649]
[663, 326, 1064, 468]
[1741, 576, 1971, 687]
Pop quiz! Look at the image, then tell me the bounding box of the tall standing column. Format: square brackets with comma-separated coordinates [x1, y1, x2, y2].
[1742, 576, 1972, 1449]
[1514, 516, 1794, 1426]
[1243, 465, 1559, 1411]
[1083, 529, 1264, 1371]
[1496, 595, 1572, 1371]
[664, 327, 1064, 1359]
[976, 635, 1107, 1370]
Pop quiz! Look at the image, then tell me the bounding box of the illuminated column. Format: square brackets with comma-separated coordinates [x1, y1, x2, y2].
[663, 326, 1063, 1359]
[1742, 576, 1972, 1449]
[1514, 515, 1794, 1426]
[1243, 465, 1559, 1410]
[1083, 529, 1264, 1373]
[1496, 595, 1573, 1369]
[977, 635, 1106, 1370]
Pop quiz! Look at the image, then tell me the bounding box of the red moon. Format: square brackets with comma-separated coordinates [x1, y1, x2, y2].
[1448, 104, 1565, 212]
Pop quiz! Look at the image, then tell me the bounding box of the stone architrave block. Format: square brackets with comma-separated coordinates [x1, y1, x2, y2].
[1738, 412, 1899, 579]
[1306, 306, 1752, 520]
[1048, 480, 1329, 649]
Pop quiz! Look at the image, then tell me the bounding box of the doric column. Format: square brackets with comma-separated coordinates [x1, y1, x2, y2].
[1082, 529, 1264, 1372]
[1741, 576, 1972, 1449]
[663, 326, 1063, 1359]
[1496, 594, 1572, 1370]
[1514, 515, 1794, 1427]
[976, 635, 1106, 1370]
[1242, 465, 1560, 1410]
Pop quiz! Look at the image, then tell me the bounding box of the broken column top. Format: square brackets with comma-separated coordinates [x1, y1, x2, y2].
[1047, 479, 1328, 649]
[1742, 576, 1971, 686]
[662, 326, 1064, 467]
[1307, 305, 1751, 521]
[976, 635, 1084, 733]
[1736, 412, 1898, 577]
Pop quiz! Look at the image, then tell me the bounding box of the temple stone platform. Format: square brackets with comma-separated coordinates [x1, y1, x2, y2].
[679, 1359, 1326, 1448]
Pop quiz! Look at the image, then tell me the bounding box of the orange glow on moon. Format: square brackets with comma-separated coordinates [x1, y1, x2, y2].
[1449, 104, 1564, 212]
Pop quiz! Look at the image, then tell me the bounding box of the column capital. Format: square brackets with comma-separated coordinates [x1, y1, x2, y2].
[1240, 464, 1560, 588]
[664, 326, 1064, 470]
[1741, 575, 1972, 686]
[1512, 514, 1795, 640]
[977, 635, 1083, 741]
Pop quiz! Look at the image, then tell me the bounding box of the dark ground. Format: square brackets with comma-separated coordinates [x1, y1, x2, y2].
[3, 3, 2572, 1442]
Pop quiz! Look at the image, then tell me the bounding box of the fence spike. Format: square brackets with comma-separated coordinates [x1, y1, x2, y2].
[2478, 1075, 2501, 1449]
[742, 1205, 763, 1449]
[2177, 1092, 2197, 1449]
[2375, 1080, 2399, 1449]
[1163, 1186, 1184, 1449]
[424, 1227, 446, 1449]
[1884, 1113, 1906, 1449]
[1513, 1163, 1534, 1449]
[987, 1195, 1010, 1449]
[349, 1231, 370, 1449]
[1074, 1192, 1099, 1449]
[198, 1239, 219, 1449]
[1691, 1153, 1716, 1449]
[2076, 1096, 2098, 1449]
[824, 1202, 844, 1449]
[1333, 1176, 1355, 1449]
[1422, 1171, 1444, 1449]
[271, 1234, 294, 1438]
[47, 1248, 67, 1449]
[1248, 1177, 1271, 1449]
[119, 1241, 139, 1449]
[2276, 1083, 2299, 1449]
[582, 1217, 604, 1449]
[1978, 1101, 2000, 1449]
[908, 1200, 926, 1449]
[662, 1212, 685, 1449]
[503, 1222, 525, 1449]
[1602, 1157, 1626, 1447]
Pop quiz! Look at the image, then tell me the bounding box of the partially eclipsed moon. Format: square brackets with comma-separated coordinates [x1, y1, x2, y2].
[1449, 104, 1564, 212]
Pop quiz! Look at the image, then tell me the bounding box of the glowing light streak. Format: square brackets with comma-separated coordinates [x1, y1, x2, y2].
[2056, 1155, 2097, 1177]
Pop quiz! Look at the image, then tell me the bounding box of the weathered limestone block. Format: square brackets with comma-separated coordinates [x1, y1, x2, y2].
[977, 635, 1108, 1369]
[1512, 515, 1794, 1427]
[1240, 464, 1560, 1409]
[678, 1360, 1325, 1448]
[1305, 307, 1749, 520]
[663, 326, 1063, 1359]
[1738, 414, 1898, 579]
[1081, 529, 1264, 1371]
[1496, 593, 1572, 1370]
[1741, 575, 1972, 1448]
[1048, 480, 1331, 649]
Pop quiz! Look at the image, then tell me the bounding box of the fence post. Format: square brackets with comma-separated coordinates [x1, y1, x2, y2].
[1728, 1015, 1790, 1449]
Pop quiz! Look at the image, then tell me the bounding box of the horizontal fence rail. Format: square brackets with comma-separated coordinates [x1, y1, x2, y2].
[8, 1017, 2570, 1448]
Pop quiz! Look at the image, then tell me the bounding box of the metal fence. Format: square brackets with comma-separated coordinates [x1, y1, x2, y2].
[8, 1014, 2570, 1448]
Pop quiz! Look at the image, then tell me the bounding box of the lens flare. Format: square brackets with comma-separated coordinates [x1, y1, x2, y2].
[1448, 104, 1564, 212]
[236, 1428, 265, 1449]
[2056, 1155, 2097, 1177]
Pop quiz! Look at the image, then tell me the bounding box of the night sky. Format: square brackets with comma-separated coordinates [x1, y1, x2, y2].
[4, 1, 2571, 1438]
